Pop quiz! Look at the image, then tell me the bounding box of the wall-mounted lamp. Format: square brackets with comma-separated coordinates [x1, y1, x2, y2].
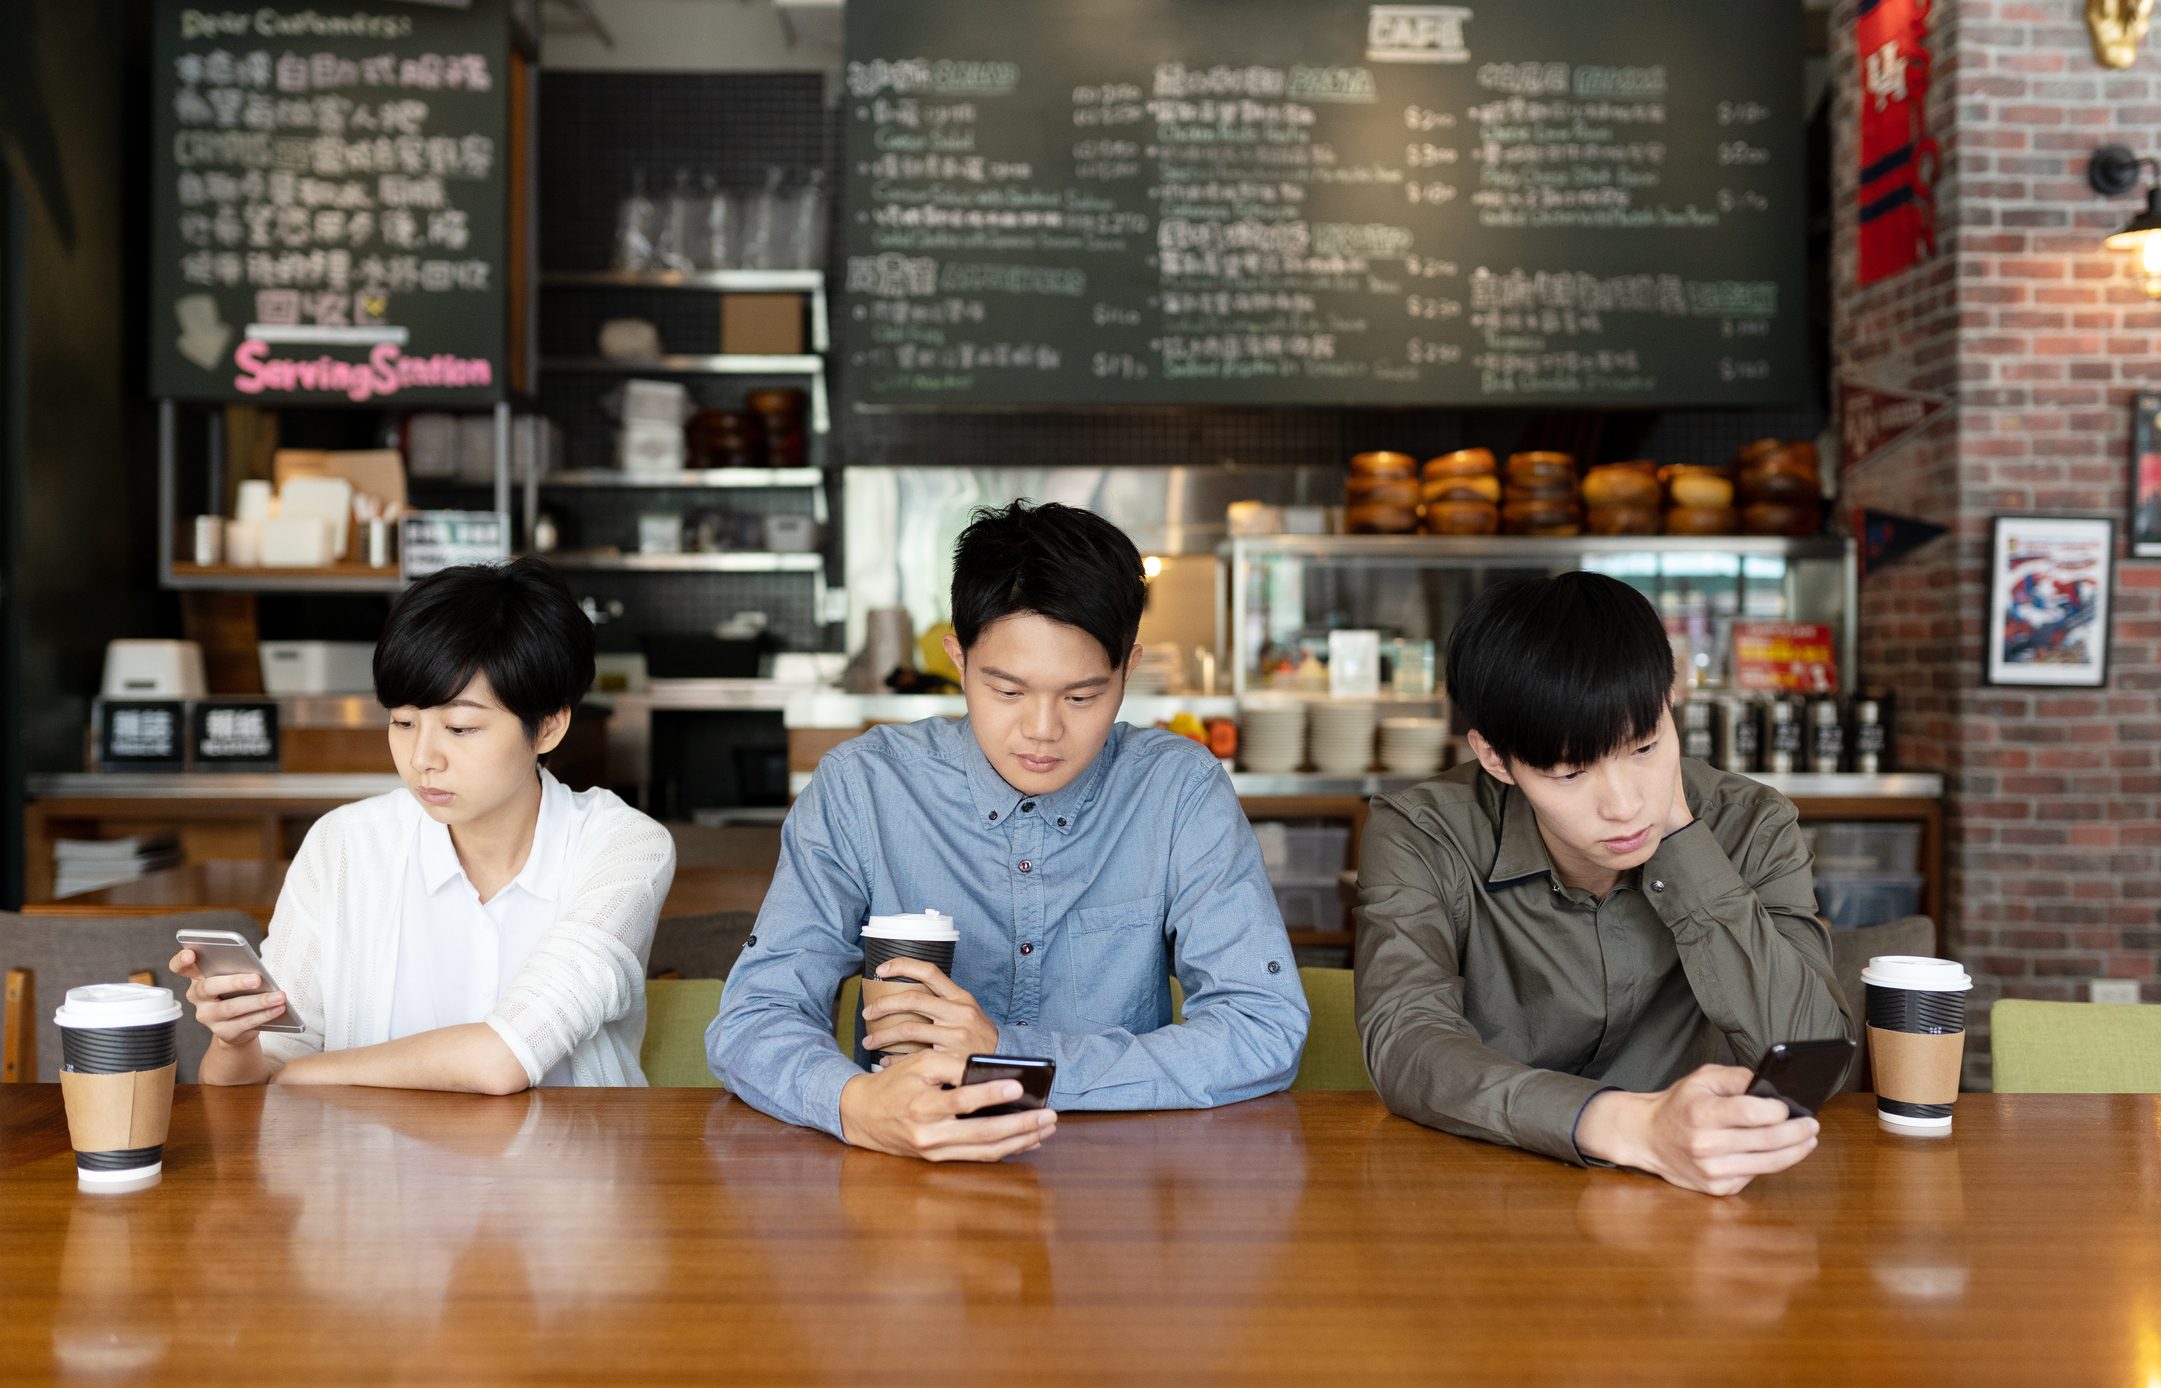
[2090, 144, 2161, 297]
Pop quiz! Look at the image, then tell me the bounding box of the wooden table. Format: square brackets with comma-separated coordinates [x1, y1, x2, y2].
[22, 862, 775, 923]
[1, 1088, 2150, 1384]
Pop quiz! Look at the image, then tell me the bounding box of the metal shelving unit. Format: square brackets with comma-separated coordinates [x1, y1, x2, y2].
[540, 467, 823, 489]
[155, 398, 516, 596]
[541, 550, 824, 573]
[540, 269, 829, 350]
[535, 270, 837, 647]
[1225, 532, 1860, 697]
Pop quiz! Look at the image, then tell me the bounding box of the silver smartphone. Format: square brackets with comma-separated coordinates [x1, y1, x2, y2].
[173, 927, 306, 1034]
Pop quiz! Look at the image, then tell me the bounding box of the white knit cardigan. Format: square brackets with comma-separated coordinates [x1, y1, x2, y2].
[259, 780, 676, 1087]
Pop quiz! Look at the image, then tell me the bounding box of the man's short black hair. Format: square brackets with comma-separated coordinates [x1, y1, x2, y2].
[1446, 571, 1673, 771]
[374, 556, 595, 742]
[949, 500, 1148, 671]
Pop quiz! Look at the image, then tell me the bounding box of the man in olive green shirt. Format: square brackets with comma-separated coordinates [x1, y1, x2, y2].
[1356, 572, 1854, 1196]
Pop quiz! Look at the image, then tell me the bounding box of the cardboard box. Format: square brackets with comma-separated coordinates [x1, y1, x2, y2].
[722, 294, 806, 356]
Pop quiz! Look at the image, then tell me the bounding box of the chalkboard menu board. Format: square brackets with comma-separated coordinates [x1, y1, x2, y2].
[150, 1, 510, 405]
[842, 0, 1806, 409]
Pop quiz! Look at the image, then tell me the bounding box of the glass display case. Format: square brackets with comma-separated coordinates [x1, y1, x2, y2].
[1224, 534, 1857, 698]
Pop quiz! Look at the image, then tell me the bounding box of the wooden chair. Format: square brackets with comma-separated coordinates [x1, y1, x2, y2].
[0, 910, 263, 1083]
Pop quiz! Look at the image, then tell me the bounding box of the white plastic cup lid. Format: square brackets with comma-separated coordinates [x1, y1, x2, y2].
[1861, 956, 1973, 993]
[54, 983, 183, 1030]
[863, 910, 958, 942]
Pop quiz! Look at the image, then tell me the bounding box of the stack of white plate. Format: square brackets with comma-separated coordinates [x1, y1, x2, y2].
[1239, 703, 1308, 772]
[1309, 701, 1378, 774]
[1379, 717, 1450, 775]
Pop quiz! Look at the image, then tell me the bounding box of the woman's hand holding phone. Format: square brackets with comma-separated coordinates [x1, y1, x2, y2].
[169, 948, 289, 1047]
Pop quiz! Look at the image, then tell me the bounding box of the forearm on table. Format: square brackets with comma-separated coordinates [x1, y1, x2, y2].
[272, 1022, 531, 1094]
[200, 1035, 273, 1086]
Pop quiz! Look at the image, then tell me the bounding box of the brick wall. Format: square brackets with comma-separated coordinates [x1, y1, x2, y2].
[1833, 0, 2161, 1084]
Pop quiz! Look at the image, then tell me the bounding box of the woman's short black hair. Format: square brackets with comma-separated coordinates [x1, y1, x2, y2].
[374, 556, 595, 742]
[950, 500, 1147, 670]
[1446, 571, 1673, 771]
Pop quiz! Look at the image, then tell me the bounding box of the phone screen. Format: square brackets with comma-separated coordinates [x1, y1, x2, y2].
[959, 1055, 1056, 1117]
[1747, 1038, 1859, 1118]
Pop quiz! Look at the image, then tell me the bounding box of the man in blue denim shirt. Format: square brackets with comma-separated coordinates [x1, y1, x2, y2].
[710, 502, 1308, 1161]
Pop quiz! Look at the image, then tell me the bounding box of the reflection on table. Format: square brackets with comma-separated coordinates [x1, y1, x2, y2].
[3, 1090, 2155, 1382]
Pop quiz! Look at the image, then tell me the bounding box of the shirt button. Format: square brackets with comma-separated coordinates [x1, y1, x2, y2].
[1022, 801, 1035, 812]
[988, 811, 999, 822]
[1015, 1020, 1028, 1027]
[1651, 880, 1666, 893]
[1018, 860, 1032, 873]
[745, 934, 757, 947]
[1020, 942, 1034, 956]
[1267, 960, 1282, 974]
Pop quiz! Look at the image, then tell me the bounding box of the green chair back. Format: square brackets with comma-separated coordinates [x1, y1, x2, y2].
[1166, 966, 1372, 1092]
[1290, 967, 1372, 1092]
[1990, 998, 2161, 1093]
[644, 974, 860, 1087]
[641, 977, 726, 1088]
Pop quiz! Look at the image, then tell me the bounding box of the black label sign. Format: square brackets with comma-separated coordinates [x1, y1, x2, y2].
[149, 0, 512, 405]
[842, 0, 1806, 409]
[190, 701, 283, 768]
[98, 701, 189, 771]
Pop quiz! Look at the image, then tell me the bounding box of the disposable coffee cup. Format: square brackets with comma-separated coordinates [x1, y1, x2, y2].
[1862, 956, 1973, 1136]
[54, 983, 182, 1190]
[860, 910, 959, 1057]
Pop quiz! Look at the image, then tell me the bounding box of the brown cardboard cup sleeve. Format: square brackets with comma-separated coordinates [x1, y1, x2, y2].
[59, 1063, 178, 1152]
[1866, 1025, 1962, 1106]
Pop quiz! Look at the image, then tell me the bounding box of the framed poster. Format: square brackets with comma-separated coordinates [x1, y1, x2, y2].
[1985, 516, 2115, 687]
[2133, 392, 2161, 558]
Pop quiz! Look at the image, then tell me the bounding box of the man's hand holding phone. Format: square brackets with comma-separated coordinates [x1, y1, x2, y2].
[1576, 1064, 1821, 1197]
[838, 1049, 1057, 1163]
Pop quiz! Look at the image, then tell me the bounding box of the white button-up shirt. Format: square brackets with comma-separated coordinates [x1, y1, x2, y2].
[390, 770, 581, 1086]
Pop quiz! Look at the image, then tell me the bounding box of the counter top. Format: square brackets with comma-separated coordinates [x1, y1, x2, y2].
[788, 768, 1945, 800]
[27, 773, 403, 800]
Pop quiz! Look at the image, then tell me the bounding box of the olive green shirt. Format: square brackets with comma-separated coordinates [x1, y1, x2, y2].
[1354, 758, 1854, 1166]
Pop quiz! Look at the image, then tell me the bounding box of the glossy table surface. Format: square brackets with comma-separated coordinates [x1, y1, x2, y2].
[1, 1088, 2153, 1385]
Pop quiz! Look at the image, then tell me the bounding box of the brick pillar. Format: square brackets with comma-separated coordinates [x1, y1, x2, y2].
[1834, 0, 2161, 1085]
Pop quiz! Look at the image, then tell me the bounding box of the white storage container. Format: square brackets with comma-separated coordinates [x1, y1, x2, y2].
[1272, 882, 1340, 934]
[1816, 872, 1925, 930]
[101, 640, 208, 698]
[762, 514, 821, 553]
[1810, 821, 1923, 874]
[259, 641, 376, 696]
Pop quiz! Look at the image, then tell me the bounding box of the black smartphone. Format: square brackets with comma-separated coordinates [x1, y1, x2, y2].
[958, 1055, 1056, 1117]
[1747, 1038, 1860, 1118]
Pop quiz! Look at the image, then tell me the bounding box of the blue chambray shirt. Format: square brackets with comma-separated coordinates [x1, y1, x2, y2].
[708, 714, 1310, 1138]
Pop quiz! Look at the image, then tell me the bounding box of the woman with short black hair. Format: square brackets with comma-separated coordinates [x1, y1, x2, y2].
[173, 557, 675, 1090]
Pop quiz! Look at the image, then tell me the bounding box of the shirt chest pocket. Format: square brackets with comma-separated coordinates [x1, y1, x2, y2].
[1062, 895, 1167, 1032]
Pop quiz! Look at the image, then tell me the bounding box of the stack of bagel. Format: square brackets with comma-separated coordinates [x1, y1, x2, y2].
[1661, 463, 1737, 535]
[1345, 451, 1421, 533]
[1501, 451, 1581, 536]
[1419, 449, 1500, 534]
[1581, 460, 1661, 535]
[1736, 439, 1824, 536]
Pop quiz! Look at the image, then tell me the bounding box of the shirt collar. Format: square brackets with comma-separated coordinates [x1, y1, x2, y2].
[952, 715, 1116, 836]
[1482, 762, 1705, 894]
[412, 768, 570, 902]
[1483, 776, 1556, 890]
